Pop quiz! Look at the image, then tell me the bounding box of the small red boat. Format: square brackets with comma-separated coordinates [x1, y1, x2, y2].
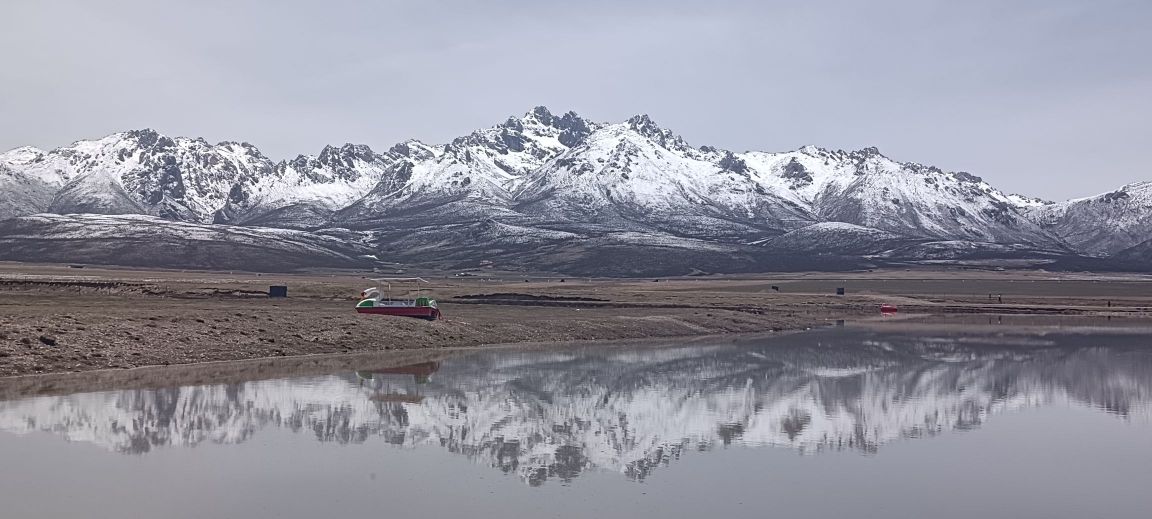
[879, 304, 899, 314]
[356, 279, 442, 320]
[356, 301, 441, 320]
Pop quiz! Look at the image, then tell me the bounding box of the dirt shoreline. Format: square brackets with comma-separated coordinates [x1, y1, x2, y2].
[0, 290, 852, 378]
[2, 263, 1150, 380]
[4, 316, 1151, 400]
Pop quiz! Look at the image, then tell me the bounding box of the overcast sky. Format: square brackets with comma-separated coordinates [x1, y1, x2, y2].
[2, 0, 1149, 200]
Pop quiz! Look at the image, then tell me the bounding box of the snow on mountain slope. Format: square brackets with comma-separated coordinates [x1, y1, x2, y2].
[1, 130, 277, 223]
[0, 164, 58, 219]
[514, 115, 813, 238]
[402, 111, 1063, 246]
[1005, 193, 1052, 209]
[1026, 181, 1152, 256]
[215, 143, 409, 228]
[333, 108, 594, 229]
[342, 107, 596, 221]
[0, 146, 72, 185]
[272, 144, 399, 206]
[48, 165, 149, 216]
[738, 147, 1058, 245]
[0, 131, 413, 228]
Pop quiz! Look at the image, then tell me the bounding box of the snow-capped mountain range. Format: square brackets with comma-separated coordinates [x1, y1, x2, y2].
[1, 107, 1148, 273]
[1, 331, 1148, 485]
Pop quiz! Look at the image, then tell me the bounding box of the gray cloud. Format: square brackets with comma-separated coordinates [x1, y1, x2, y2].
[2, 0, 1149, 200]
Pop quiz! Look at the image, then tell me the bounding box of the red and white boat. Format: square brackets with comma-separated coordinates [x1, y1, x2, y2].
[356, 278, 442, 320]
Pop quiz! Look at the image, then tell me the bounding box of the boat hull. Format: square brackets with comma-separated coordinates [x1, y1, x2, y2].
[356, 306, 442, 320]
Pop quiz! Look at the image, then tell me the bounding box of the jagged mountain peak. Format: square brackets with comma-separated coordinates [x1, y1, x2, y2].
[789, 145, 888, 163]
[117, 129, 196, 153]
[524, 105, 556, 124]
[516, 107, 596, 148]
[625, 113, 657, 128]
[513, 105, 590, 126]
[317, 143, 379, 164]
[625, 113, 691, 152]
[481, 106, 597, 149]
[450, 111, 550, 154]
[284, 143, 386, 175]
[381, 107, 603, 206]
[388, 139, 441, 161]
[121, 127, 168, 142]
[214, 140, 262, 152]
[852, 145, 884, 158]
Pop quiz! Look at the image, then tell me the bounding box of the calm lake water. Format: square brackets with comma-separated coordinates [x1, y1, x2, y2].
[1, 329, 1150, 518]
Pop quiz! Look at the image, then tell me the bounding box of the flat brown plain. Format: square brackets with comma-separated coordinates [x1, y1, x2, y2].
[1, 262, 1150, 378]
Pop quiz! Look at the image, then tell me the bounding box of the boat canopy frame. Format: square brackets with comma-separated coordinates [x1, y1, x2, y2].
[367, 277, 432, 302]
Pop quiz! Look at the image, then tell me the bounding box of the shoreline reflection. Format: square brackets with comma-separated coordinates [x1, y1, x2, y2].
[1, 330, 1149, 486]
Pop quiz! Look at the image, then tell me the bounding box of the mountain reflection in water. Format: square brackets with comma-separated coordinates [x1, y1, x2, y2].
[1, 330, 1149, 486]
